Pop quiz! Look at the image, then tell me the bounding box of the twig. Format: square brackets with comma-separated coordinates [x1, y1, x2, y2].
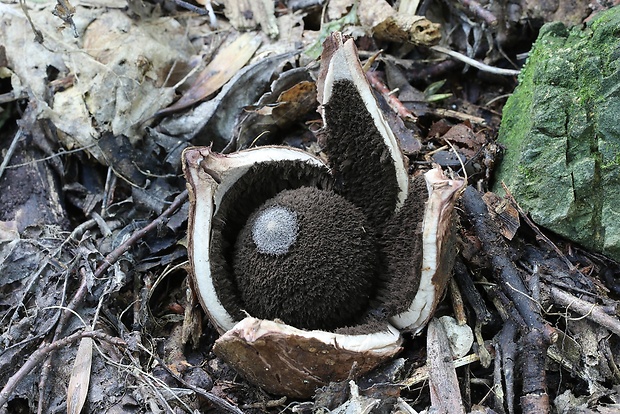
[139, 345, 246, 414]
[19, 0, 43, 42]
[0, 330, 125, 407]
[0, 90, 29, 104]
[461, 186, 556, 414]
[494, 320, 517, 414]
[3, 144, 98, 170]
[501, 183, 584, 276]
[427, 107, 486, 124]
[461, 187, 553, 336]
[549, 286, 620, 337]
[171, 0, 208, 14]
[449, 278, 467, 325]
[427, 319, 466, 413]
[431, 46, 520, 76]
[459, 0, 498, 26]
[0, 129, 23, 181]
[453, 258, 493, 325]
[37, 269, 90, 413]
[365, 70, 417, 121]
[94, 189, 188, 278]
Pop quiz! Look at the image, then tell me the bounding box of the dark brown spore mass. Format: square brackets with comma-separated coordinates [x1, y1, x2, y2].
[323, 80, 400, 229]
[209, 161, 333, 321]
[233, 187, 378, 331]
[380, 175, 427, 315]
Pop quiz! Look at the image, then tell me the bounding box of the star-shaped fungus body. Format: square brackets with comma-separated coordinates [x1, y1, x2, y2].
[183, 33, 465, 398]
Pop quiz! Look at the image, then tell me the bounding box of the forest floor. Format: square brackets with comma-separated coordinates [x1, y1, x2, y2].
[1, 0, 620, 413]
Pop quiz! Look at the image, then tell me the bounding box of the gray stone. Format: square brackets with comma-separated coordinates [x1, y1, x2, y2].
[494, 7, 620, 260]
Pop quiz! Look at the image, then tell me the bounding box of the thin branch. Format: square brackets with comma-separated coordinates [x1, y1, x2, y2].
[549, 286, 620, 337]
[431, 45, 520, 76]
[0, 129, 23, 181]
[94, 189, 188, 278]
[0, 330, 125, 407]
[459, 0, 498, 26]
[37, 269, 89, 413]
[138, 344, 246, 414]
[365, 70, 417, 121]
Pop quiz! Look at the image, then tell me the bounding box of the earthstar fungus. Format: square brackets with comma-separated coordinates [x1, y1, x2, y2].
[182, 33, 465, 398]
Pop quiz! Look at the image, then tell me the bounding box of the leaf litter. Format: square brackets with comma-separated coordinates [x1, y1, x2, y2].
[1, 0, 619, 413]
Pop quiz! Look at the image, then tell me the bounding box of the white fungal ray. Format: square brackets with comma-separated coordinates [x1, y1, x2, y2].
[390, 167, 465, 332]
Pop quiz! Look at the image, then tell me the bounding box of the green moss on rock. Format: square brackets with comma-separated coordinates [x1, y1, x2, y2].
[494, 6, 620, 260]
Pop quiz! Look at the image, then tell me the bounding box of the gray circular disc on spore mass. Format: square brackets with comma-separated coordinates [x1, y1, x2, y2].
[251, 206, 298, 255]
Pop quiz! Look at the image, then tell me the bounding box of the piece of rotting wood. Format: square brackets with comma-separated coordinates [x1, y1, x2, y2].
[427, 318, 466, 414]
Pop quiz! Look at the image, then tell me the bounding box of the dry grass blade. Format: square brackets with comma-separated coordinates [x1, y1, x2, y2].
[67, 336, 93, 414]
[158, 32, 262, 116]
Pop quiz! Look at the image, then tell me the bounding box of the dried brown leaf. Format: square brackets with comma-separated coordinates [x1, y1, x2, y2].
[221, 0, 278, 38]
[52, 0, 78, 37]
[482, 192, 520, 240]
[327, 0, 356, 20]
[158, 32, 262, 116]
[67, 336, 93, 414]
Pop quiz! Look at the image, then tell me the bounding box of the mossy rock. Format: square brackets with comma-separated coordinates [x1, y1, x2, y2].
[494, 6, 620, 260]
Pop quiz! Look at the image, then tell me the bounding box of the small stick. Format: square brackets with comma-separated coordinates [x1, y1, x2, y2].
[494, 320, 517, 414]
[454, 258, 493, 325]
[0, 129, 23, 181]
[140, 345, 246, 414]
[0, 331, 125, 407]
[449, 278, 468, 326]
[37, 270, 90, 413]
[501, 182, 577, 272]
[427, 319, 466, 414]
[431, 46, 520, 76]
[461, 186, 556, 414]
[365, 70, 417, 121]
[549, 286, 620, 337]
[94, 189, 188, 278]
[459, 0, 498, 26]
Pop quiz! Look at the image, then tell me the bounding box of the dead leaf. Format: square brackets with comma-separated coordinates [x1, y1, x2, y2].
[482, 192, 520, 240]
[156, 51, 295, 151]
[441, 123, 482, 148]
[52, 0, 78, 37]
[0, 221, 19, 243]
[220, 0, 278, 38]
[67, 336, 93, 414]
[158, 32, 262, 116]
[327, 0, 356, 20]
[234, 72, 318, 149]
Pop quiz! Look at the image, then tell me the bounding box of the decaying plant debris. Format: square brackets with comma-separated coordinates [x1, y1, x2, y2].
[1, 0, 620, 413]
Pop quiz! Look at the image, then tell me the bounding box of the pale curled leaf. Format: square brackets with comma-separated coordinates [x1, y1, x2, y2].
[221, 0, 278, 38]
[159, 32, 262, 116]
[67, 336, 93, 414]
